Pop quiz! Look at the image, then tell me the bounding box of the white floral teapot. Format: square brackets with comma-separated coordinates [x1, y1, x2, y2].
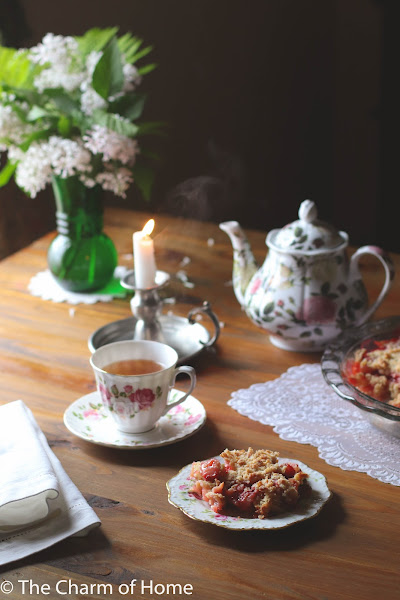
[220, 200, 394, 351]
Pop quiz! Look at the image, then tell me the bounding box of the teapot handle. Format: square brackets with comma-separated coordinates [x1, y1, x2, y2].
[350, 245, 395, 326]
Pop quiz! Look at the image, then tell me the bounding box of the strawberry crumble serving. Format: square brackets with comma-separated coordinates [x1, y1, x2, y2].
[344, 336, 400, 407]
[189, 448, 309, 518]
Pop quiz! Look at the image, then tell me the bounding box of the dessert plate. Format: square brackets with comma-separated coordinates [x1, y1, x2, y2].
[167, 456, 331, 530]
[64, 390, 206, 450]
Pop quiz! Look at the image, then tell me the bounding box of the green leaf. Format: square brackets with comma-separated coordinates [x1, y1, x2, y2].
[132, 162, 154, 201]
[138, 63, 157, 76]
[109, 93, 146, 121]
[117, 34, 149, 64]
[2, 86, 41, 107]
[26, 106, 51, 121]
[0, 47, 43, 90]
[57, 115, 71, 136]
[0, 161, 17, 187]
[76, 27, 119, 56]
[45, 90, 80, 115]
[91, 109, 138, 136]
[117, 33, 142, 57]
[139, 148, 161, 161]
[131, 46, 153, 64]
[71, 109, 89, 131]
[19, 128, 52, 151]
[92, 37, 124, 100]
[136, 121, 166, 136]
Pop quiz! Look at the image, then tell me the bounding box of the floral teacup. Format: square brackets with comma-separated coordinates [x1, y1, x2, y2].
[90, 340, 196, 433]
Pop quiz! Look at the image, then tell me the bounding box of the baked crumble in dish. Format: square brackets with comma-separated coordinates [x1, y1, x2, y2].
[189, 447, 310, 518]
[344, 335, 400, 408]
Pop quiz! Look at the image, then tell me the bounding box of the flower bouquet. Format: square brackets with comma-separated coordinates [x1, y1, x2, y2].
[0, 28, 158, 291]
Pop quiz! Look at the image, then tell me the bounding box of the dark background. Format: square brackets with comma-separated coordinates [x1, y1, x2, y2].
[0, 0, 399, 259]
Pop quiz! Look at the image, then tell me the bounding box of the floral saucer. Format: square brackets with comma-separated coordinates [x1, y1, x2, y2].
[167, 457, 331, 530]
[63, 390, 206, 450]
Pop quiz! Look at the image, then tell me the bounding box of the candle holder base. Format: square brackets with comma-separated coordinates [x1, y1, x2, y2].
[120, 269, 170, 343]
[88, 269, 220, 363]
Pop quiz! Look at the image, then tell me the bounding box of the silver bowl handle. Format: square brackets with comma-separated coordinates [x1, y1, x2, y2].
[187, 301, 220, 347]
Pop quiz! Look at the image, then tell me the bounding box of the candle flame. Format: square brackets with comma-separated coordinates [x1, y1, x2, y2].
[142, 219, 155, 236]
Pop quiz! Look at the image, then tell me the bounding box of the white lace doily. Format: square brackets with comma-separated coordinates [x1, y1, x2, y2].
[228, 363, 400, 486]
[28, 266, 128, 304]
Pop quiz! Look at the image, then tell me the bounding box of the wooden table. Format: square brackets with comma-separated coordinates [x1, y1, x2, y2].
[0, 208, 399, 600]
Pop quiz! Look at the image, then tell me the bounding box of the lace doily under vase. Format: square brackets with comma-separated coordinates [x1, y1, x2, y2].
[28, 266, 128, 304]
[228, 363, 400, 486]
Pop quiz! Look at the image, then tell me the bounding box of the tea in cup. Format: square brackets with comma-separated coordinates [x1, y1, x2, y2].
[90, 340, 196, 434]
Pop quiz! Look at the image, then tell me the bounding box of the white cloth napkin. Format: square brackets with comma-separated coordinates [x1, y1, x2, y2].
[0, 400, 101, 566]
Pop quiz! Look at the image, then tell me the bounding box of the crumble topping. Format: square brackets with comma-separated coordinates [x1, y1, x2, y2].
[345, 338, 400, 407]
[189, 447, 309, 519]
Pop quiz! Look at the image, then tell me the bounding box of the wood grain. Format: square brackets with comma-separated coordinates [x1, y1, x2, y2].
[0, 208, 399, 600]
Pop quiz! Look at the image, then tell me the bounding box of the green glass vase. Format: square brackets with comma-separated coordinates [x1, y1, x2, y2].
[47, 176, 118, 292]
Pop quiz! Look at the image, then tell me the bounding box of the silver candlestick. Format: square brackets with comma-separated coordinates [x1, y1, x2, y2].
[89, 269, 221, 362]
[120, 269, 170, 342]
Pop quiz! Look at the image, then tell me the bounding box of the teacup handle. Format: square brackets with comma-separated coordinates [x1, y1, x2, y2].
[350, 245, 395, 326]
[162, 366, 197, 415]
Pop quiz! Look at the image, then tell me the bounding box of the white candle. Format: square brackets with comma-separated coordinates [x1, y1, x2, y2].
[133, 219, 157, 288]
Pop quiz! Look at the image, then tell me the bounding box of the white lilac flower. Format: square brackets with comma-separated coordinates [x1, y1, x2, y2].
[86, 51, 102, 77]
[107, 62, 142, 103]
[7, 146, 25, 163]
[94, 166, 133, 198]
[30, 33, 79, 66]
[12, 141, 53, 197]
[79, 51, 108, 115]
[79, 175, 97, 188]
[0, 30, 150, 201]
[34, 69, 84, 93]
[80, 87, 107, 116]
[0, 104, 34, 149]
[10, 136, 92, 197]
[0, 92, 16, 103]
[83, 125, 139, 165]
[46, 136, 92, 178]
[122, 63, 142, 92]
[30, 33, 85, 92]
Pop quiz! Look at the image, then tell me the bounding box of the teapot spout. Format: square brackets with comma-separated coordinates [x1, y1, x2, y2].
[219, 221, 258, 306]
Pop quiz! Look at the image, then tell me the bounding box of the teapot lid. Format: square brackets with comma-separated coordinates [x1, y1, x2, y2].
[268, 200, 346, 252]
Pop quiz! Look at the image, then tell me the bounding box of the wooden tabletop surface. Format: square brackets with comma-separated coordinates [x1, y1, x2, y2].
[0, 207, 399, 600]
